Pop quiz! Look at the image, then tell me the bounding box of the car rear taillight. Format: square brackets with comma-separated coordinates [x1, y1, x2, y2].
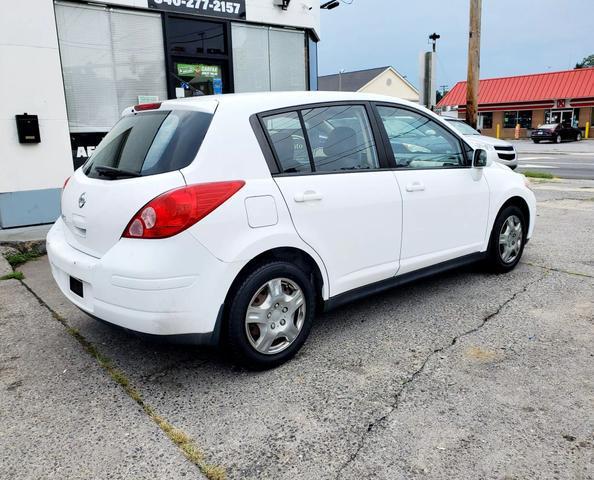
[122, 181, 245, 239]
[133, 102, 162, 111]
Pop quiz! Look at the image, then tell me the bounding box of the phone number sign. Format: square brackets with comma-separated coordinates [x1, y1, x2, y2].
[148, 0, 246, 19]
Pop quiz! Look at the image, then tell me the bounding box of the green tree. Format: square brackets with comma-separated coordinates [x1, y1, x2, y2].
[575, 54, 594, 69]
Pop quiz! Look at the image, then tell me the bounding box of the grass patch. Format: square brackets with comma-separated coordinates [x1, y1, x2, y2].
[0, 271, 24, 281]
[523, 170, 555, 180]
[5, 250, 42, 268]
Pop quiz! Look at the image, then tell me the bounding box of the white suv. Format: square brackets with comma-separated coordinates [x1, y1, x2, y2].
[47, 92, 536, 369]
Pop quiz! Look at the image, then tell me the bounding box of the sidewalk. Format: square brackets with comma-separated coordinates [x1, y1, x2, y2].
[0, 253, 202, 479]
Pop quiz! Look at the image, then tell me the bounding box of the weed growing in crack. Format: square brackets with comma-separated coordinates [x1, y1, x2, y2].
[1, 271, 24, 281]
[5, 251, 42, 268]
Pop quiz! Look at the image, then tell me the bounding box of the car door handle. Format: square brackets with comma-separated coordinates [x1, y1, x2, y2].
[405, 181, 425, 192]
[294, 190, 323, 203]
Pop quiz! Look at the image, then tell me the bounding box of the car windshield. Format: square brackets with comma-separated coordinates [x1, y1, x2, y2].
[445, 119, 480, 135]
[538, 124, 559, 129]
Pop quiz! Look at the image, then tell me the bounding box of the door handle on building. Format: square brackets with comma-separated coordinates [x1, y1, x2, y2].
[294, 190, 323, 202]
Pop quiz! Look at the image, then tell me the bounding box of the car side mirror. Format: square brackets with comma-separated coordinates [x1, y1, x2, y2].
[473, 148, 487, 168]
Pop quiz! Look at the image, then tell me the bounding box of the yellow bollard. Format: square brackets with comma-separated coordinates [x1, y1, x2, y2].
[496, 124, 501, 139]
[586, 121, 590, 139]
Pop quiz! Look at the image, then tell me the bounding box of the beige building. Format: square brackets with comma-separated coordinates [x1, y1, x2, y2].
[318, 66, 419, 102]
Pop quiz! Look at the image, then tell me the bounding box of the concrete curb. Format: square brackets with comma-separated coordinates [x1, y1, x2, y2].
[0, 248, 14, 277]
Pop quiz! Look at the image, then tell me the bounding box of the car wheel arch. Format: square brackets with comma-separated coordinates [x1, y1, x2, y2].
[221, 247, 326, 327]
[490, 195, 530, 240]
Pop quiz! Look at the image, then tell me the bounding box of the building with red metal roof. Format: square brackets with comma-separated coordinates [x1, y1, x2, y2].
[437, 68, 594, 138]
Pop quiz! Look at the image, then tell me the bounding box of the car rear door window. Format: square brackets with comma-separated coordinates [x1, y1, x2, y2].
[377, 106, 466, 168]
[262, 111, 312, 174]
[301, 105, 379, 172]
[84, 109, 212, 179]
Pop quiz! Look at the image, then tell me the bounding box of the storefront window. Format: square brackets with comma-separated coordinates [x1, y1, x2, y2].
[503, 111, 532, 128]
[479, 112, 493, 129]
[55, 2, 167, 132]
[308, 35, 318, 90]
[168, 18, 226, 56]
[518, 111, 532, 128]
[232, 23, 306, 93]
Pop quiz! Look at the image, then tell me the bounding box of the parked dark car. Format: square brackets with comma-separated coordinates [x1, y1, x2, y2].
[531, 123, 582, 143]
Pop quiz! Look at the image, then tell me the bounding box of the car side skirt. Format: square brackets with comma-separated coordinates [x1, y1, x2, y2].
[323, 252, 487, 312]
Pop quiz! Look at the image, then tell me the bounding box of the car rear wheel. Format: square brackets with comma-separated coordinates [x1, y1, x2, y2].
[576, 132, 582, 141]
[555, 134, 562, 143]
[532, 139, 540, 144]
[225, 261, 315, 369]
[486, 205, 526, 273]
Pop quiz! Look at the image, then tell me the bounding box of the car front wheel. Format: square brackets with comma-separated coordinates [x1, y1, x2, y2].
[555, 134, 562, 143]
[576, 132, 582, 141]
[487, 205, 526, 273]
[226, 261, 315, 369]
[532, 139, 540, 144]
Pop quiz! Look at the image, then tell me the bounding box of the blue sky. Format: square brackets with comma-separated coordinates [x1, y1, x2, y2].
[318, 0, 592, 90]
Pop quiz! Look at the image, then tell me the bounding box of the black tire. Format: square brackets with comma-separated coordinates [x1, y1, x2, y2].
[225, 261, 316, 369]
[486, 205, 526, 273]
[532, 139, 540, 144]
[555, 134, 562, 144]
[576, 132, 582, 141]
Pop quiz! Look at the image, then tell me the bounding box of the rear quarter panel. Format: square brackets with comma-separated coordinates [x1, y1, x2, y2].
[180, 104, 331, 299]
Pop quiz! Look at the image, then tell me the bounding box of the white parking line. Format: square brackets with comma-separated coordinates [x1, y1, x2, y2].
[520, 164, 558, 169]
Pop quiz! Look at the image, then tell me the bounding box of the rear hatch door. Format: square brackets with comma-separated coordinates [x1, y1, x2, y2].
[61, 105, 214, 258]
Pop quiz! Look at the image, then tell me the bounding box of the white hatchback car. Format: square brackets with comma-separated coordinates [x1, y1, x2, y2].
[48, 92, 536, 369]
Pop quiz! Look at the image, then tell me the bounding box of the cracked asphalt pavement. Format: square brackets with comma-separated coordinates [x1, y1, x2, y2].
[1, 179, 593, 479]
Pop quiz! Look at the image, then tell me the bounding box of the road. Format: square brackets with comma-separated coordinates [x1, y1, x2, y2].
[511, 139, 594, 179]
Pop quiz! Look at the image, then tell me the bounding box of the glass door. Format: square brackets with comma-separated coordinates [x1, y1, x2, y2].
[550, 109, 573, 125]
[170, 59, 225, 98]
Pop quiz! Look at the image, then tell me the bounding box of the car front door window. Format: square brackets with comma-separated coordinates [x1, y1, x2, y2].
[377, 106, 466, 169]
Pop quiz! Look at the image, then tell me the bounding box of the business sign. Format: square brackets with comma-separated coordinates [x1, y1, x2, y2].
[148, 0, 246, 19]
[176, 63, 221, 78]
[70, 132, 106, 170]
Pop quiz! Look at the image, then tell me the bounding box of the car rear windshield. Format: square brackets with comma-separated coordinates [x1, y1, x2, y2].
[83, 110, 212, 179]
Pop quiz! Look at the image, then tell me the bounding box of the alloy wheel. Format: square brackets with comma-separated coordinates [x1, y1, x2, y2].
[244, 278, 306, 355]
[499, 215, 523, 264]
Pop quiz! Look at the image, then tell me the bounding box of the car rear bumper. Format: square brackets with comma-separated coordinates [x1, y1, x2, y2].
[46, 218, 240, 341]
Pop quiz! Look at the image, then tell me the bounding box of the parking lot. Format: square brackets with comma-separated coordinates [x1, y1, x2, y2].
[1, 179, 593, 480]
[513, 139, 594, 180]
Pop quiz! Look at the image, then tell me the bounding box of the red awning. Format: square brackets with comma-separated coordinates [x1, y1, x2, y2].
[438, 68, 594, 108]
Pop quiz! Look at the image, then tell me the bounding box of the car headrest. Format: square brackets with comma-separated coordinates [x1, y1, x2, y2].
[323, 126, 357, 159]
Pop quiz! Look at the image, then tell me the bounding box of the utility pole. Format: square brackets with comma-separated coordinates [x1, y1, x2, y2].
[466, 0, 481, 129]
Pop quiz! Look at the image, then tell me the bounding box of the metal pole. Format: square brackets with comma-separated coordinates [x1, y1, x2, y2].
[466, 0, 482, 129]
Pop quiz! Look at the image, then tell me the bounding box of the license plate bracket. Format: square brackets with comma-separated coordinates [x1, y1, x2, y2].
[69, 276, 84, 298]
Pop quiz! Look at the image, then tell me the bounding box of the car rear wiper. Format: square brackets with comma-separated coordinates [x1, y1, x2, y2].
[94, 166, 141, 179]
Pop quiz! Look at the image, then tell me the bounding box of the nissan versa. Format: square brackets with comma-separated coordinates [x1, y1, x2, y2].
[47, 92, 536, 369]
